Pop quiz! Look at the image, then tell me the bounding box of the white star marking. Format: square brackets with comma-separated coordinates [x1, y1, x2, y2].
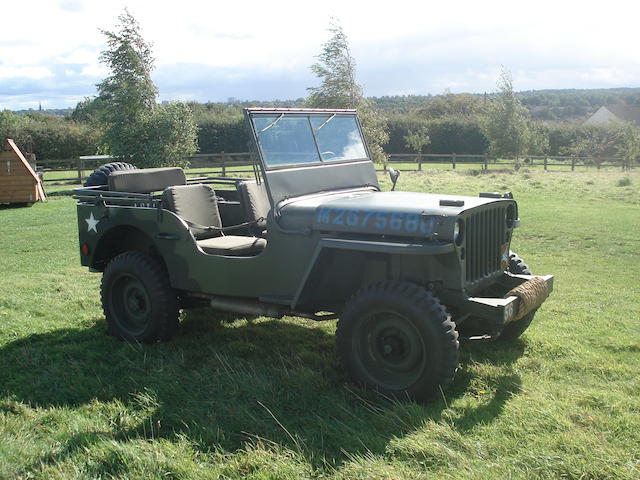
[85, 212, 99, 233]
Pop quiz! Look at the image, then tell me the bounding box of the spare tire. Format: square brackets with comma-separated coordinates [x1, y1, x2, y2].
[84, 162, 137, 187]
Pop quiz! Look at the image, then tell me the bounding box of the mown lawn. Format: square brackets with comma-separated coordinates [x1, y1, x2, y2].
[1, 169, 638, 479]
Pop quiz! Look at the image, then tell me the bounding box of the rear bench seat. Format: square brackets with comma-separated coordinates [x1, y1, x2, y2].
[108, 167, 186, 192]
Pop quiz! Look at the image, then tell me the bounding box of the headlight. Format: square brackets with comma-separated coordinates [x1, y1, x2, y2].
[454, 219, 464, 245]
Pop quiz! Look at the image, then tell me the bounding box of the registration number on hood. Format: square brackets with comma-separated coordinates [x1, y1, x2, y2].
[316, 208, 437, 234]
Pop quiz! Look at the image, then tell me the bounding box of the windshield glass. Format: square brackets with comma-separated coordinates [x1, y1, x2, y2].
[252, 113, 367, 168]
[311, 115, 367, 161]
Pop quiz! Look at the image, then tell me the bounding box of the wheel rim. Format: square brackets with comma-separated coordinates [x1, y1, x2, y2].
[352, 310, 427, 390]
[109, 273, 151, 336]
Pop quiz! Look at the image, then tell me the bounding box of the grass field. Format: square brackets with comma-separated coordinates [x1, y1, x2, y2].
[1, 169, 639, 479]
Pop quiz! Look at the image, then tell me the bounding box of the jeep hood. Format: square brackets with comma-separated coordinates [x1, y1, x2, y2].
[277, 190, 516, 241]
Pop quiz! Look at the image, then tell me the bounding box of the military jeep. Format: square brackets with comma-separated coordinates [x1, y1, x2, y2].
[74, 108, 553, 402]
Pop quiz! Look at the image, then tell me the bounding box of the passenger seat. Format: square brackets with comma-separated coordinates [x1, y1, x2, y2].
[162, 184, 266, 256]
[237, 179, 270, 236]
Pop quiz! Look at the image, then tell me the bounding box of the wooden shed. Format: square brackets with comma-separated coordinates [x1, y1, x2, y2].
[0, 138, 46, 206]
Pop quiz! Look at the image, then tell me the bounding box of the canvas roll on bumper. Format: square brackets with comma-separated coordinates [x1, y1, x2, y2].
[466, 273, 554, 324]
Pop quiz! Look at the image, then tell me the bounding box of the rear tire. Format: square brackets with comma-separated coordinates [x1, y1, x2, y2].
[85, 162, 137, 187]
[336, 281, 459, 403]
[499, 251, 536, 340]
[101, 251, 178, 343]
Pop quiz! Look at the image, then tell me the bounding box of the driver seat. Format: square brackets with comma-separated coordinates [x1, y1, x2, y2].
[162, 184, 266, 256]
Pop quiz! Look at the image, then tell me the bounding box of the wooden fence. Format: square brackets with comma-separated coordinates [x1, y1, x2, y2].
[37, 152, 634, 185]
[386, 153, 633, 171]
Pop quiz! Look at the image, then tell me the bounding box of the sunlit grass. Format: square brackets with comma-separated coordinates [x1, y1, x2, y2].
[1, 169, 639, 479]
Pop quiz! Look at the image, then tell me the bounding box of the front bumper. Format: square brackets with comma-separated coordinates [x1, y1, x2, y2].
[466, 272, 554, 324]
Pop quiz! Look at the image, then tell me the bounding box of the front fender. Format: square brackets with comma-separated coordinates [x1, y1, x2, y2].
[291, 238, 454, 309]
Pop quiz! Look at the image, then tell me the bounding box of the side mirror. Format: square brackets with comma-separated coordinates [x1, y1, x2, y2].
[388, 167, 400, 191]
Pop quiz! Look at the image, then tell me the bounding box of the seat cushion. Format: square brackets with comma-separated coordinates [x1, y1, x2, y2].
[162, 184, 222, 239]
[109, 167, 186, 193]
[197, 235, 267, 256]
[237, 180, 270, 229]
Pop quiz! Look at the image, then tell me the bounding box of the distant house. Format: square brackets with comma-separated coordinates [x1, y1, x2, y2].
[583, 104, 640, 127]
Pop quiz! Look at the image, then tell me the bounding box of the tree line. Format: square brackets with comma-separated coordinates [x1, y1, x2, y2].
[2, 11, 639, 167]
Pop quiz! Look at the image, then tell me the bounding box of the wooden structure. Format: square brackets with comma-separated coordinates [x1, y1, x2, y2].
[0, 139, 46, 205]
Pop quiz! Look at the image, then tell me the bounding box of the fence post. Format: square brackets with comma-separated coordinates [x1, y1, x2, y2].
[484, 153, 488, 170]
[77, 158, 83, 183]
[571, 157, 575, 171]
[418, 153, 422, 171]
[221, 152, 226, 177]
[544, 157, 548, 171]
[452, 153, 456, 170]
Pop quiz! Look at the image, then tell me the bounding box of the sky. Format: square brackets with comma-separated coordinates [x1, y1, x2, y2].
[1, 0, 639, 110]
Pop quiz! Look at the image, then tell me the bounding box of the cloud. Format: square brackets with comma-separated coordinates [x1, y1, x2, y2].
[58, 0, 84, 12]
[2, 0, 639, 109]
[153, 63, 314, 102]
[0, 66, 53, 80]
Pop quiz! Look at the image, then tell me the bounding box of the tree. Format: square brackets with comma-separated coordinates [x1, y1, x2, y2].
[404, 127, 431, 154]
[482, 68, 541, 158]
[307, 20, 389, 163]
[0, 110, 101, 160]
[417, 92, 484, 119]
[96, 10, 196, 167]
[564, 125, 615, 167]
[614, 122, 640, 168]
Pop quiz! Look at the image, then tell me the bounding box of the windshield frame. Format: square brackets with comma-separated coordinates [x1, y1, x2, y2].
[245, 108, 372, 171]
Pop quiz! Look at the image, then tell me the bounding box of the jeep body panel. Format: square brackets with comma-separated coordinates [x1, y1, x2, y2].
[78, 202, 318, 302]
[278, 189, 515, 240]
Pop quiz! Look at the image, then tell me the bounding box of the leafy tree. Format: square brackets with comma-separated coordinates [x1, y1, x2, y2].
[307, 20, 389, 163]
[404, 127, 431, 154]
[69, 97, 108, 125]
[417, 93, 485, 119]
[482, 68, 540, 158]
[0, 110, 32, 149]
[527, 122, 550, 156]
[96, 10, 196, 167]
[385, 114, 488, 155]
[0, 110, 101, 160]
[613, 122, 640, 168]
[27, 114, 101, 159]
[563, 125, 616, 167]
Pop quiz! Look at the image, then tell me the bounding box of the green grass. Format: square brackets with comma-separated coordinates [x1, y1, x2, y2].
[1, 169, 639, 479]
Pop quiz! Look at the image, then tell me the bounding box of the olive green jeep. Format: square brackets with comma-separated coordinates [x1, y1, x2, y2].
[74, 108, 553, 402]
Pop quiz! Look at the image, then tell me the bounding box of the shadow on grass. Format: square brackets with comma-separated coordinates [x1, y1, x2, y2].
[0, 202, 35, 209]
[44, 188, 76, 197]
[0, 310, 526, 467]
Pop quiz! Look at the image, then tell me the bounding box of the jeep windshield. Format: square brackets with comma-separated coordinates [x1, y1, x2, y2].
[250, 110, 369, 169]
[245, 108, 379, 205]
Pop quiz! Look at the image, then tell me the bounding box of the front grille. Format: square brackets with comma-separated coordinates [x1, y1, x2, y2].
[464, 205, 507, 285]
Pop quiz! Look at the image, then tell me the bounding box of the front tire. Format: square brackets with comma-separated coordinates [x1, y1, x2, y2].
[336, 281, 459, 402]
[101, 251, 178, 343]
